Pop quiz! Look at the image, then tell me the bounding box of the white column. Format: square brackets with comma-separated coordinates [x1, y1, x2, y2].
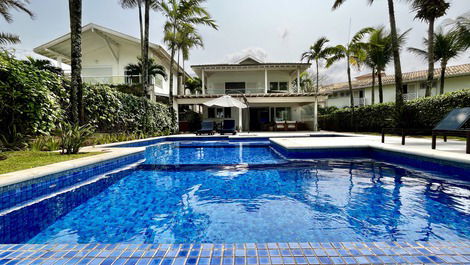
[56, 57, 63, 68]
[264, 68, 268, 94]
[297, 67, 300, 93]
[201, 69, 205, 95]
[239, 108, 243, 132]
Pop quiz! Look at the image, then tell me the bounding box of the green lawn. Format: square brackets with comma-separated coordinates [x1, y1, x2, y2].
[0, 151, 103, 175]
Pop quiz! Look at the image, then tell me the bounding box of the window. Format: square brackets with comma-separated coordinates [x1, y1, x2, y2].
[270, 82, 288, 92]
[208, 107, 231, 118]
[273, 107, 292, 121]
[225, 82, 245, 94]
[403, 84, 408, 94]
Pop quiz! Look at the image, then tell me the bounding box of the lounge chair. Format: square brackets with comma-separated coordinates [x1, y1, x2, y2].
[219, 120, 237, 135]
[432, 108, 470, 154]
[286, 121, 298, 131]
[275, 121, 286, 131]
[196, 121, 215, 135]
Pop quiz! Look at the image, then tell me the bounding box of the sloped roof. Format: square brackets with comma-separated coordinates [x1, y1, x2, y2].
[175, 92, 329, 99]
[321, 63, 470, 92]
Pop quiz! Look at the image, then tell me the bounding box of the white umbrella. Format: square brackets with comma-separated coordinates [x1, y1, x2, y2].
[203, 95, 247, 108]
[203, 95, 247, 132]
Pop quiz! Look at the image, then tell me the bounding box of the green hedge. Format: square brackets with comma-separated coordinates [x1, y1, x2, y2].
[319, 89, 470, 132]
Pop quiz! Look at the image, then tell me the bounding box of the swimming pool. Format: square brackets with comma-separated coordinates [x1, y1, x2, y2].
[1, 139, 469, 244]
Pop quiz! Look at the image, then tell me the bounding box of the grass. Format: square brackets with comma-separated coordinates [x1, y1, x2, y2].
[0, 151, 103, 175]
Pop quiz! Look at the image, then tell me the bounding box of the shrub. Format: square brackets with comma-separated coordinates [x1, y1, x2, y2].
[0, 51, 64, 140]
[57, 123, 95, 154]
[30, 136, 60, 151]
[319, 89, 470, 132]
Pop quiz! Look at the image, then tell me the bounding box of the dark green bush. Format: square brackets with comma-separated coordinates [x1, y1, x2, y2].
[319, 89, 470, 132]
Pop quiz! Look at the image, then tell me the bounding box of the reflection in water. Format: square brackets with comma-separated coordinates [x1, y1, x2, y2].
[28, 159, 470, 244]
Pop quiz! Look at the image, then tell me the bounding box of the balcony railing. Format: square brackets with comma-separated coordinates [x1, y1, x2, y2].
[205, 87, 281, 95]
[81, 75, 163, 88]
[353, 97, 366, 106]
[403, 92, 418, 101]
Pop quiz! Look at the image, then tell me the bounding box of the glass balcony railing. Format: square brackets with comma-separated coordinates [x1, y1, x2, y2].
[205, 87, 283, 95]
[81, 75, 163, 88]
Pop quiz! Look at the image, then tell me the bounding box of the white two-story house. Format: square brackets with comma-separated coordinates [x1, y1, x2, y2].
[176, 56, 328, 131]
[34, 23, 188, 101]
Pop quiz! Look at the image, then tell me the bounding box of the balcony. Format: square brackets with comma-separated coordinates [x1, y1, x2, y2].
[403, 92, 418, 101]
[81, 75, 163, 88]
[206, 87, 268, 95]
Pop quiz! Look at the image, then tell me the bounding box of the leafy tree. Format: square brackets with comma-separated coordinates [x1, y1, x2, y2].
[184, 77, 202, 94]
[301, 37, 334, 131]
[408, 28, 467, 94]
[333, 0, 406, 119]
[22, 56, 63, 75]
[327, 27, 373, 128]
[409, 0, 450, 97]
[68, 0, 83, 124]
[125, 57, 167, 83]
[0, 0, 33, 45]
[161, 0, 218, 113]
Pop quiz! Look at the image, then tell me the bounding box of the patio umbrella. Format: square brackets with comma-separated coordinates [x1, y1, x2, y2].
[203, 95, 247, 108]
[203, 95, 247, 132]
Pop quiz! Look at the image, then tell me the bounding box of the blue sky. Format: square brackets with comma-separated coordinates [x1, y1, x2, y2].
[4, 0, 470, 84]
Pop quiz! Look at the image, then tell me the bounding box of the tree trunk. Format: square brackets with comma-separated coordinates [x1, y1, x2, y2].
[314, 59, 319, 131]
[371, 67, 375, 105]
[378, 69, 384, 103]
[387, 0, 404, 126]
[142, 0, 150, 99]
[440, 60, 447, 94]
[347, 56, 355, 131]
[69, 0, 82, 125]
[182, 59, 186, 95]
[138, 0, 143, 55]
[169, 47, 176, 107]
[177, 48, 181, 95]
[425, 16, 435, 97]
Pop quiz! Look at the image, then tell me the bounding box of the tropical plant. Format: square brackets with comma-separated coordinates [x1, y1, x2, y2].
[22, 56, 63, 75]
[408, 28, 467, 94]
[0, 0, 33, 45]
[184, 77, 202, 94]
[445, 12, 470, 50]
[365, 27, 409, 104]
[333, 0, 406, 120]
[176, 24, 203, 94]
[125, 57, 167, 83]
[30, 135, 60, 151]
[57, 122, 95, 154]
[326, 27, 373, 128]
[161, 0, 218, 114]
[409, 0, 450, 97]
[301, 36, 334, 131]
[68, 0, 83, 124]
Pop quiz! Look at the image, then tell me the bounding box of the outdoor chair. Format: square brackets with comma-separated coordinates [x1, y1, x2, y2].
[196, 121, 215, 135]
[219, 120, 237, 135]
[431, 108, 470, 154]
[275, 121, 287, 131]
[286, 121, 298, 131]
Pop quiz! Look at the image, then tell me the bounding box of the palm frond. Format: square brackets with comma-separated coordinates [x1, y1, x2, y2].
[0, 32, 19, 45]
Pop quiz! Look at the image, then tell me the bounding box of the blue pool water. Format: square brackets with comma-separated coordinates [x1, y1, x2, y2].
[17, 140, 469, 244]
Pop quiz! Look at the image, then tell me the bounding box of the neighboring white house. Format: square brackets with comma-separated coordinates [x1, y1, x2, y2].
[176, 56, 328, 131]
[34, 23, 188, 101]
[322, 63, 470, 108]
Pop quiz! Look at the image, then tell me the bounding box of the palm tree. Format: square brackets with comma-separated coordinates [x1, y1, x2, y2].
[301, 37, 334, 131]
[125, 57, 167, 83]
[161, 0, 218, 111]
[69, 0, 82, 124]
[408, 28, 467, 94]
[366, 27, 409, 104]
[446, 12, 470, 50]
[120, 0, 160, 97]
[409, 0, 450, 97]
[333, 0, 406, 116]
[0, 0, 33, 45]
[22, 56, 64, 75]
[176, 25, 203, 95]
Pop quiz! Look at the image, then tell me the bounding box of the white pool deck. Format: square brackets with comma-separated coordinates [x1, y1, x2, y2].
[0, 131, 468, 188]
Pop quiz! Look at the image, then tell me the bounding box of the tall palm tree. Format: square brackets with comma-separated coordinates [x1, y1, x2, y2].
[408, 28, 467, 94]
[366, 27, 409, 104]
[176, 25, 203, 94]
[120, 0, 160, 97]
[161, 0, 218, 111]
[22, 56, 64, 75]
[301, 37, 334, 131]
[327, 27, 373, 129]
[333, 0, 406, 116]
[409, 0, 450, 97]
[0, 0, 33, 45]
[125, 57, 167, 82]
[69, 0, 82, 124]
[446, 12, 470, 50]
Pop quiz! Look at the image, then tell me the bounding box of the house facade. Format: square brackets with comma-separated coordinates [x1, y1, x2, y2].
[323, 64, 470, 108]
[34, 23, 188, 101]
[176, 56, 328, 131]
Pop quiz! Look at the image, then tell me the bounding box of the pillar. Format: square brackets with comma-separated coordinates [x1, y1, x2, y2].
[264, 68, 268, 93]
